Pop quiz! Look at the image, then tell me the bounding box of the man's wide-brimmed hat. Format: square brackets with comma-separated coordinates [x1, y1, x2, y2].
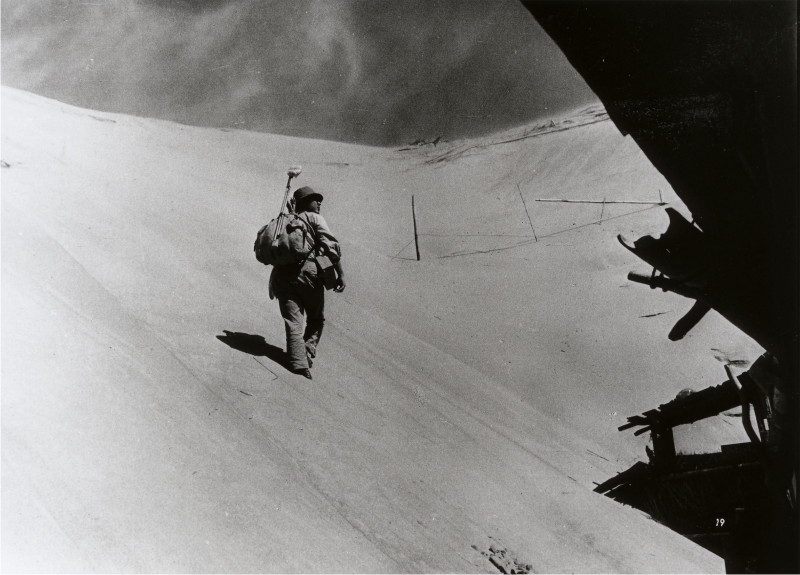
[294, 186, 323, 203]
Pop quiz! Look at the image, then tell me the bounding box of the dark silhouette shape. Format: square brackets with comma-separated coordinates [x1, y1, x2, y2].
[521, 3, 797, 570]
[595, 448, 763, 570]
[216, 330, 290, 370]
[603, 358, 794, 572]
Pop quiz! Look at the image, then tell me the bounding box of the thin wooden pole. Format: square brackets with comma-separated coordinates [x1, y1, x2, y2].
[518, 182, 538, 241]
[412, 195, 421, 261]
[536, 198, 666, 205]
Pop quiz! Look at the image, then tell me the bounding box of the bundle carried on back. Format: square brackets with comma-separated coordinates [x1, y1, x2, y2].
[254, 211, 314, 266]
[254, 165, 313, 266]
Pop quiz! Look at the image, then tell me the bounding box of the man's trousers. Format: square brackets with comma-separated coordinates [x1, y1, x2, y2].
[272, 261, 325, 371]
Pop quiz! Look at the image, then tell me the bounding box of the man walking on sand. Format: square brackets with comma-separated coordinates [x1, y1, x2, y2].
[270, 186, 345, 380]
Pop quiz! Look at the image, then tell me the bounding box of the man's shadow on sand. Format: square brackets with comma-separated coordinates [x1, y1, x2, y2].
[216, 330, 290, 370]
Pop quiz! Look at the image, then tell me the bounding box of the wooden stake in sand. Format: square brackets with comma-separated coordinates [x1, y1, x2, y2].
[517, 182, 538, 241]
[412, 195, 421, 261]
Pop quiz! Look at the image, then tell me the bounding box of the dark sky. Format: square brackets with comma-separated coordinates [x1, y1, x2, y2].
[1, 0, 597, 145]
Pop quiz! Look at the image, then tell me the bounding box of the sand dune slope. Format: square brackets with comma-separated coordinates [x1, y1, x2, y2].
[2, 87, 760, 572]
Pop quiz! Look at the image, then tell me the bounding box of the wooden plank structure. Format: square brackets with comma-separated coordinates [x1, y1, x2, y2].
[595, 357, 792, 572]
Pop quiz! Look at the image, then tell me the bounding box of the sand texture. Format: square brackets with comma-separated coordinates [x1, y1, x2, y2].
[1, 87, 763, 573]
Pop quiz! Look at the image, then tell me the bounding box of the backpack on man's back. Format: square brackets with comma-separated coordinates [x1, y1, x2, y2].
[254, 211, 314, 266]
